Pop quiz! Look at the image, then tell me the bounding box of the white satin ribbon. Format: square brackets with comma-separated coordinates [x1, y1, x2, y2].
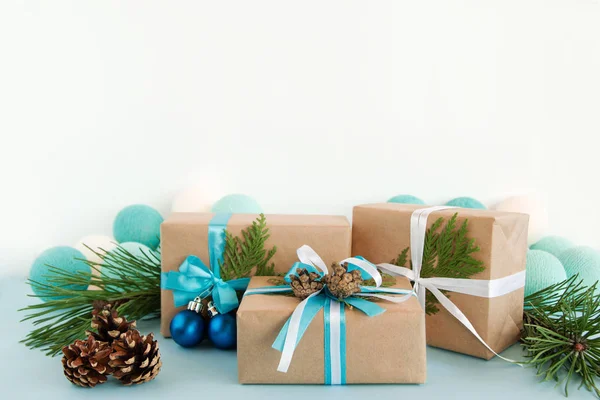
[376, 206, 526, 361]
[297, 245, 329, 275]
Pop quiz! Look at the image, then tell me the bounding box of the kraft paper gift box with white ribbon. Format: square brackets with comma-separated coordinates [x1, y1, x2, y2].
[237, 247, 426, 384]
[160, 213, 351, 337]
[351, 204, 529, 360]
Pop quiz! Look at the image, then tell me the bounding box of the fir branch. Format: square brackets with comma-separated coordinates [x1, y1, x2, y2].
[20, 244, 161, 357]
[391, 213, 485, 314]
[522, 276, 600, 397]
[219, 214, 277, 281]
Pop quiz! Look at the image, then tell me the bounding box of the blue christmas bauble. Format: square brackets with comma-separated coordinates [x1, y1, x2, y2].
[170, 310, 206, 348]
[529, 236, 574, 258]
[29, 246, 91, 301]
[445, 196, 486, 210]
[387, 194, 425, 205]
[208, 313, 237, 349]
[211, 194, 262, 214]
[525, 250, 567, 297]
[113, 204, 163, 250]
[558, 246, 600, 290]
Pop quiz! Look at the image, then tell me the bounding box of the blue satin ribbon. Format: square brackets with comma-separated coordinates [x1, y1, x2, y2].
[246, 256, 414, 384]
[161, 213, 250, 314]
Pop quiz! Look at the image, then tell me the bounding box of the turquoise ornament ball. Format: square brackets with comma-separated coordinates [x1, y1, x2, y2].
[524, 250, 567, 297]
[445, 197, 486, 209]
[558, 246, 600, 289]
[529, 236, 574, 258]
[211, 194, 262, 214]
[113, 204, 163, 249]
[387, 194, 425, 205]
[29, 246, 91, 301]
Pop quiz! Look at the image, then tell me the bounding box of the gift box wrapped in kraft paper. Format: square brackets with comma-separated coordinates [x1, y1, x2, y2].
[352, 204, 529, 360]
[160, 213, 351, 337]
[237, 246, 426, 384]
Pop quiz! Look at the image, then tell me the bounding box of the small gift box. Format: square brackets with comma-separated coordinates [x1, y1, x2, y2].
[160, 213, 351, 337]
[237, 246, 426, 384]
[352, 204, 529, 359]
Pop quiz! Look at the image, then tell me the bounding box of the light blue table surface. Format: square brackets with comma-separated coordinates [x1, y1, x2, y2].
[1, 277, 592, 400]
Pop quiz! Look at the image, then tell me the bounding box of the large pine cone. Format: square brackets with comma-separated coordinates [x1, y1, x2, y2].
[87, 303, 136, 345]
[62, 336, 113, 388]
[322, 263, 363, 299]
[109, 330, 162, 385]
[290, 268, 324, 299]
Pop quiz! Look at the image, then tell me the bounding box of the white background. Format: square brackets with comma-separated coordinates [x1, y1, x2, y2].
[1, 1, 598, 276]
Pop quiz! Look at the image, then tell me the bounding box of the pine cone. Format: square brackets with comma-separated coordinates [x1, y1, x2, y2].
[87, 305, 136, 345]
[323, 263, 363, 299]
[62, 336, 113, 388]
[109, 330, 162, 385]
[290, 268, 324, 299]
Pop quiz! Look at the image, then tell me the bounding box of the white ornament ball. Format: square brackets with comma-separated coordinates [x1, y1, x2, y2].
[493, 195, 549, 244]
[172, 183, 225, 213]
[75, 235, 117, 265]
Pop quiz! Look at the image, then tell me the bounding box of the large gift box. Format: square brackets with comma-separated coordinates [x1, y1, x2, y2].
[237, 271, 426, 384]
[352, 204, 529, 359]
[160, 213, 351, 337]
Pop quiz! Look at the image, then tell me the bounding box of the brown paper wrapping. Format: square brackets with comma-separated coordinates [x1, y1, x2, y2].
[160, 213, 351, 337]
[352, 203, 529, 360]
[237, 276, 426, 384]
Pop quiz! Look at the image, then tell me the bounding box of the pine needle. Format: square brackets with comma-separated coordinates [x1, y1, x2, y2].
[20, 244, 161, 357]
[522, 276, 600, 397]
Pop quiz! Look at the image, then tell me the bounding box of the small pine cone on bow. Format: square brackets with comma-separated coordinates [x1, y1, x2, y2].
[62, 336, 113, 388]
[109, 330, 162, 385]
[87, 303, 136, 345]
[323, 263, 363, 299]
[290, 268, 324, 299]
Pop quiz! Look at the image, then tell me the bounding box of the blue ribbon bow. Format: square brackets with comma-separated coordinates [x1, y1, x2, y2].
[245, 246, 415, 385]
[161, 213, 250, 314]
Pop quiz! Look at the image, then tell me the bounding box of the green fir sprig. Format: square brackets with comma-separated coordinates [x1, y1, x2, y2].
[219, 213, 276, 281]
[391, 213, 485, 314]
[522, 276, 600, 397]
[20, 244, 161, 357]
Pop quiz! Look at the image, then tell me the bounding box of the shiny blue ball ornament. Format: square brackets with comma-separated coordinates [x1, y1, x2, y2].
[170, 310, 205, 348]
[208, 313, 237, 349]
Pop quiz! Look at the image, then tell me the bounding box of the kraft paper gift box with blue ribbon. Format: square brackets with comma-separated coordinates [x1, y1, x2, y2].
[160, 213, 351, 337]
[237, 245, 426, 384]
[351, 204, 529, 360]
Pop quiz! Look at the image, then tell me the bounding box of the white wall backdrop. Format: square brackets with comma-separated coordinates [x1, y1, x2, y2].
[1, 1, 598, 276]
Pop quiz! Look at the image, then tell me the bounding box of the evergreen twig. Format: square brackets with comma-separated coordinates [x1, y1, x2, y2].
[391, 213, 485, 314]
[20, 244, 161, 357]
[219, 213, 276, 281]
[522, 276, 600, 397]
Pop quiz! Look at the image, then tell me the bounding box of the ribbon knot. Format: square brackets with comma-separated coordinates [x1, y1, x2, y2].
[245, 245, 415, 384]
[375, 206, 526, 361]
[161, 213, 249, 315]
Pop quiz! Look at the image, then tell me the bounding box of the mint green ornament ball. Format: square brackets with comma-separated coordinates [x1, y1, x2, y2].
[29, 246, 91, 301]
[529, 236, 574, 258]
[525, 250, 567, 297]
[113, 204, 163, 250]
[211, 194, 262, 214]
[387, 194, 425, 205]
[558, 246, 600, 288]
[445, 197, 486, 209]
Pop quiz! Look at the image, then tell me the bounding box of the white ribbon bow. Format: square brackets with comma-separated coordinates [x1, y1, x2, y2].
[376, 206, 526, 361]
